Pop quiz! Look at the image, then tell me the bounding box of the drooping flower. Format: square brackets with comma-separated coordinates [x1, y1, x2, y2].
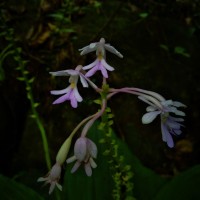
[50, 66, 88, 108]
[141, 99, 186, 148]
[66, 137, 97, 176]
[37, 162, 62, 194]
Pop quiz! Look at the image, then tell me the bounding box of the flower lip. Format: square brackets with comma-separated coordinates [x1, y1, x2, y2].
[82, 58, 114, 78]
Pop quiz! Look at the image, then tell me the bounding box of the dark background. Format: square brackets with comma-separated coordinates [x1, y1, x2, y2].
[0, 0, 200, 186]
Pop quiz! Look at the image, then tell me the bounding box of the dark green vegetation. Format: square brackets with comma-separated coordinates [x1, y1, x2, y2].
[0, 0, 200, 199]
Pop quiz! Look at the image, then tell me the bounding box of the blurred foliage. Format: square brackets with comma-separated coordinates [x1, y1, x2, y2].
[0, 175, 44, 200]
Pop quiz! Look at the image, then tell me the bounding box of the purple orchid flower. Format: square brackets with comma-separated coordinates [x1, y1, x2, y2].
[80, 38, 123, 78]
[141, 99, 186, 148]
[50, 66, 88, 108]
[66, 137, 97, 176]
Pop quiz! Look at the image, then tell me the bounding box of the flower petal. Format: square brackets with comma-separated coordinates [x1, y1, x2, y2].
[49, 70, 70, 76]
[49, 182, 56, 194]
[100, 65, 108, 78]
[168, 116, 184, 122]
[89, 43, 97, 48]
[173, 101, 187, 107]
[142, 111, 160, 124]
[146, 106, 157, 112]
[174, 110, 186, 116]
[161, 100, 173, 106]
[74, 137, 87, 161]
[70, 95, 78, 108]
[101, 59, 114, 71]
[65, 69, 79, 76]
[73, 87, 83, 102]
[104, 44, 123, 58]
[71, 161, 81, 173]
[37, 177, 48, 182]
[161, 123, 174, 148]
[169, 107, 186, 116]
[66, 156, 76, 163]
[161, 123, 167, 142]
[85, 66, 98, 77]
[89, 157, 97, 168]
[79, 43, 97, 55]
[87, 139, 98, 158]
[80, 74, 88, 87]
[167, 120, 181, 129]
[55, 183, 62, 191]
[52, 92, 71, 104]
[83, 60, 98, 70]
[50, 86, 70, 95]
[173, 129, 182, 135]
[49, 163, 62, 179]
[84, 162, 92, 176]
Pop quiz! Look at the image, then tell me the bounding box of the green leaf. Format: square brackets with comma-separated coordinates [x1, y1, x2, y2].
[62, 122, 168, 200]
[62, 122, 114, 200]
[33, 102, 40, 108]
[59, 28, 75, 33]
[139, 13, 149, 18]
[49, 13, 65, 20]
[160, 44, 169, 51]
[0, 174, 44, 200]
[154, 165, 200, 200]
[17, 77, 25, 81]
[28, 77, 35, 83]
[174, 46, 190, 58]
[93, 99, 101, 105]
[30, 114, 36, 118]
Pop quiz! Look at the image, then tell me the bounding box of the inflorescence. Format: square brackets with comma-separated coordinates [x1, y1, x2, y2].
[38, 38, 186, 194]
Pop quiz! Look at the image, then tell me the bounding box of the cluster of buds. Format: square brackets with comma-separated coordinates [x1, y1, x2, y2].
[38, 38, 186, 194]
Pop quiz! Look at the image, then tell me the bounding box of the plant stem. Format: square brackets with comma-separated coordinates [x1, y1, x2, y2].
[17, 57, 51, 170]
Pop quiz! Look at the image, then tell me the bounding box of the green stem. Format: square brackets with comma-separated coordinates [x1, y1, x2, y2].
[30, 101, 52, 170]
[18, 58, 51, 170]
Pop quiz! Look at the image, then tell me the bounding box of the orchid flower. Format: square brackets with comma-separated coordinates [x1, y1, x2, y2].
[50, 66, 88, 108]
[79, 38, 123, 58]
[80, 38, 123, 78]
[141, 98, 186, 148]
[66, 137, 97, 176]
[83, 56, 115, 78]
[37, 162, 62, 194]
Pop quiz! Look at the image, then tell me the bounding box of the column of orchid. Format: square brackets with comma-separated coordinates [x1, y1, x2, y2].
[38, 38, 186, 194]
